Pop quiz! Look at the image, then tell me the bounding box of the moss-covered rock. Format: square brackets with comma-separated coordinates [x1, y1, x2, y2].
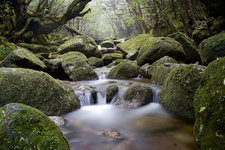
[198, 32, 225, 65]
[61, 52, 98, 80]
[147, 56, 178, 85]
[0, 48, 46, 70]
[139, 63, 151, 78]
[108, 53, 123, 60]
[101, 41, 114, 48]
[107, 59, 126, 68]
[194, 57, 225, 150]
[88, 57, 104, 67]
[58, 35, 102, 58]
[106, 85, 118, 103]
[210, 17, 225, 35]
[117, 85, 153, 108]
[102, 55, 113, 66]
[0, 103, 70, 150]
[17, 43, 50, 53]
[125, 50, 138, 60]
[137, 37, 185, 66]
[112, 39, 123, 46]
[192, 28, 210, 45]
[117, 34, 152, 54]
[108, 61, 140, 79]
[169, 32, 200, 63]
[0, 43, 17, 61]
[0, 68, 80, 116]
[161, 64, 205, 120]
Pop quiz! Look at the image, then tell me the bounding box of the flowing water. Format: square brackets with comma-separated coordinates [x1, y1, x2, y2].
[61, 67, 196, 150]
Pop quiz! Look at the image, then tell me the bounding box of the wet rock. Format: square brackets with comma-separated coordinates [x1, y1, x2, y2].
[108, 61, 140, 79]
[137, 37, 185, 66]
[106, 85, 119, 103]
[0, 42, 17, 61]
[58, 35, 102, 58]
[17, 43, 50, 53]
[108, 53, 123, 60]
[0, 48, 46, 71]
[0, 68, 80, 116]
[88, 57, 104, 68]
[198, 32, 225, 65]
[161, 64, 205, 120]
[49, 116, 67, 126]
[194, 57, 225, 150]
[102, 54, 113, 66]
[101, 41, 114, 48]
[0, 103, 70, 150]
[139, 63, 151, 78]
[101, 129, 121, 139]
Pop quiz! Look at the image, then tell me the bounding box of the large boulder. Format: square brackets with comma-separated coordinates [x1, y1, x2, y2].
[88, 57, 104, 68]
[0, 42, 17, 61]
[161, 64, 205, 120]
[194, 57, 225, 150]
[60, 52, 98, 80]
[147, 56, 178, 85]
[0, 48, 46, 70]
[137, 37, 185, 66]
[108, 61, 140, 79]
[17, 43, 50, 53]
[101, 41, 114, 48]
[0, 103, 70, 150]
[117, 34, 152, 54]
[198, 32, 225, 65]
[58, 35, 102, 58]
[0, 68, 80, 116]
[169, 32, 200, 63]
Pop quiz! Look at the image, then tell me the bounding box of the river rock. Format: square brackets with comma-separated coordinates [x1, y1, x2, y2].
[0, 48, 46, 70]
[169, 32, 200, 63]
[0, 68, 80, 116]
[108, 61, 140, 79]
[49, 116, 67, 126]
[192, 27, 210, 45]
[17, 43, 50, 53]
[198, 32, 225, 65]
[106, 85, 119, 103]
[139, 63, 151, 78]
[137, 37, 185, 66]
[0, 42, 17, 61]
[161, 64, 205, 120]
[101, 41, 114, 48]
[88, 57, 104, 67]
[125, 50, 138, 60]
[117, 34, 152, 54]
[102, 55, 113, 66]
[108, 53, 123, 60]
[107, 59, 126, 68]
[194, 57, 225, 150]
[58, 35, 102, 58]
[0, 103, 70, 150]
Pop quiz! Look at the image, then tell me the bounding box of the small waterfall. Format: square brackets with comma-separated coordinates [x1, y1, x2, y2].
[97, 90, 106, 104]
[76, 91, 94, 107]
[98, 45, 101, 50]
[94, 68, 111, 80]
[150, 84, 161, 103]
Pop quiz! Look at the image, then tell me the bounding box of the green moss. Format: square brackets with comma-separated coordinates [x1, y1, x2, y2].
[88, 57, 104, 67]
[161, 64, 205, 120]
[0, 68, 80, 115]
[101, 41, 114, 48]
[102, 55, 113, 66]
[17, 43, 49, 54]
[0, 43, 17, 61]
[198, 32, 225, 65]
[108, 53, 123, 60]
[0, 103, 70, 150]
[194, 57, 225, 150]
[137, 37, 185, 66]
[117, 34, 152, 53]
[106, 85, 118, 103]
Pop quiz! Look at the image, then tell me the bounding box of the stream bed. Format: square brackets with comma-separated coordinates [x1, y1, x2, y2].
[60, 67, 196, 150]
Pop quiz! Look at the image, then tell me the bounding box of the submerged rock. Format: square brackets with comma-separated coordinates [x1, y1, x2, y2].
[194, 57, 225, 150]
[108, 61, 140, 79]
[161, 64, 205, 120]
[0, 42, 17, 61]
[0, 103, 70, 150]
[0, 48, 46, 70]
[0, 68, 80, 116]
[106, 85, 119, 103]
[49, 116, 67, 127]
[137, 37, 185, 66]
[88, 57, 104, 68]
[198, 32, 225, 65]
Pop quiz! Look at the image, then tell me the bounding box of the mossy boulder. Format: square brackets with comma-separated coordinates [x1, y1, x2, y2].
[117, 85, 153, 108]
[17, 43, 50, 53]
[102, 55, 113, 66]
[0, 103, 70, 150]
[107, 59, 126, 67]
[137, 37, 185, 66]
[106, 85, 119, 103]
[125, 50, 138, 60]
[161, 64, 205, 120]
[198, 32, 225, 65]
[112, 39, 123, 46]
[194, 57, 225, 150]
[58, 35, 102, 58]
[101, 41, 114, 48]
[192, 28, 210, 45]
[0, 68, 80, 116]
[61, 52, 98, 80]
[0, 48, 46, 70]
[108, 53, 123, 60]
[88, 57, 104, 67]
[139, 63, 151, 78]
[147, 56, 178, 85]
[108, 61, 140, 79]
[169, 32, 200, 63]
[117, 34, 152, 54]
[0, 43, 17, 61]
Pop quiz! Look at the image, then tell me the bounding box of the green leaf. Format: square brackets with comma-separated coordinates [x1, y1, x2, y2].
[200, 107, 206, 112]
